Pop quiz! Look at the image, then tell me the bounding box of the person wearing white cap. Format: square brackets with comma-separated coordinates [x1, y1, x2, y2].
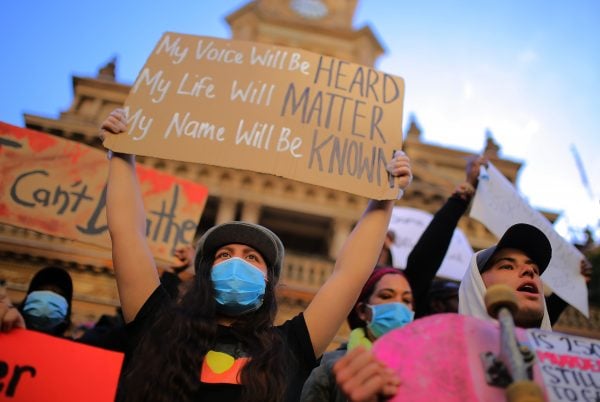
[459, 223, 553, 330]
[99, 108, 413, 402]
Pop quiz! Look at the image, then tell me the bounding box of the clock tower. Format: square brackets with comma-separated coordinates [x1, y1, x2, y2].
[226, 0, 384, 66]
[288, 0, 332, 20]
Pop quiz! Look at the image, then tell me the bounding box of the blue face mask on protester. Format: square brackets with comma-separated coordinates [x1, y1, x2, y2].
[211, 257, 267, 316]
[22, 290, 69, 333]
[367, 302, 414, 338]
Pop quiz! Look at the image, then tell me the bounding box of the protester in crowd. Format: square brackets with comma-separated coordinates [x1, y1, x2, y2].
[300, 266, 413, 402]
[17, 266, 73, 337]
[0, 247, 196, 350]
[306, 158, 591, 400]
[300, 156, 484, 402]
[386, 155, 486, 318]
[461, 223, 594, 329]
[100, 108, 413, 402]
[383, 154, 582, 322]
[459, 223, 553, 329]
[0, 266, 72, 336]
[424, 242, 591, 323]
[321, 226, 592, 402]
[394, 154, 588, 323]
[425, 278, 460, 314]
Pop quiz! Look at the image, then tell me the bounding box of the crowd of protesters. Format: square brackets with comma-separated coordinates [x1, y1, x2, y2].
[0, 108, 594, 402]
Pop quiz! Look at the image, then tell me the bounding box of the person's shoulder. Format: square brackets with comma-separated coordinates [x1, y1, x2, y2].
[320, 348, 346, 368]
[275, 312, 318, 366]
[126, 285, 170, 329]
[275, 312, 307, 332]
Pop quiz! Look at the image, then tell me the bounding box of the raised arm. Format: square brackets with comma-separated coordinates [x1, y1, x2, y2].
[304, 151, 412, 357]
[404, 155, 486, 317]
[101, 109, 160, 323]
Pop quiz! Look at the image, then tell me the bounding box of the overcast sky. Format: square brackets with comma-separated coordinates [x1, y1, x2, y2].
[2, 0, 598, 242]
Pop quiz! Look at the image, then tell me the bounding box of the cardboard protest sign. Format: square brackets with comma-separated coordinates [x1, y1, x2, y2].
[0, 122, 208, 261]
[527, 329, 600, 401]
[388, 206, 473, 280]
[103, 33, 406, 200]
[470, 163, 588, 317]
[0, 328, 123, 402]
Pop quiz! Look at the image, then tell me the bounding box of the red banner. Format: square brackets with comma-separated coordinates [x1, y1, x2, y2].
[0, 329, 123, 402]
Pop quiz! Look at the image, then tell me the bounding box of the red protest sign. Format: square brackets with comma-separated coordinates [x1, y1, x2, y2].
[0, 121, 208, 261]
[0, 329, 123, 402]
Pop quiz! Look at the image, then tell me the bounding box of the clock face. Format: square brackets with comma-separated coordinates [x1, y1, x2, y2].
[289, 0, 329, 20]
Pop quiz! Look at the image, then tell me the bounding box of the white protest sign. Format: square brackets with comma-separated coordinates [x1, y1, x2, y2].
[527, 329, 600, 401]
[103, 33, 406, 200]
[470, 162, 588, 317]
[388, 207, 473, 280]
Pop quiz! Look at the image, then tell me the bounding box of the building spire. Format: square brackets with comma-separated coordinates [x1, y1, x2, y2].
[483, 128, 500, 158]
[97, 56, 117, 81]
[405, 114, 422, 141]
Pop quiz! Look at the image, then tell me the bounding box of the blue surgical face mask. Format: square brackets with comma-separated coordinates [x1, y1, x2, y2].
[211, 257, 267, 316]
[23, 290, 69, 333]
[367, 302, 414, 338]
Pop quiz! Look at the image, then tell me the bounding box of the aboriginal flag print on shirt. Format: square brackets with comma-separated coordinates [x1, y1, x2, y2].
[200, 339, 250, 384]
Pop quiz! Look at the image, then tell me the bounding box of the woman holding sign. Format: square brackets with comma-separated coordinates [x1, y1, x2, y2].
[99, 108, 412, 402]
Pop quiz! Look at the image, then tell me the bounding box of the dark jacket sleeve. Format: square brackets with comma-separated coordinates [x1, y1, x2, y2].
[404, 195, 469, 318]
[545, 293, 569, 325]
[300, 349, 347, 402]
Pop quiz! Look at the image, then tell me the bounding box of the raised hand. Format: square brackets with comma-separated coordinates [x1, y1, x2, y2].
[387, 150, 413, 196]
[333, 346, 400, 402]
[99, 108, 127, 141]
[0, 295, 25, 332]
[465, 155, 488, 188]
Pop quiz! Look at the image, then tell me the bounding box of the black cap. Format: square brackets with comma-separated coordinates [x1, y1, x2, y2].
[196, 221, 285, 278]
[476, 223, 552, 274]
[428, 279, 460, 299]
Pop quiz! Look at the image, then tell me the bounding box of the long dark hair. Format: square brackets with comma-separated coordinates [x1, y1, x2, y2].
[118, 255, 288, 402]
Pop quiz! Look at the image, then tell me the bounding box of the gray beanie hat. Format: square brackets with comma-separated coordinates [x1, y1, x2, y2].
[196, 221, 285, 278]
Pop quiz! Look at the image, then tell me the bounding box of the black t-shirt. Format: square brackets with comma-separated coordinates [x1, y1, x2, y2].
[123, 285, 317, 402]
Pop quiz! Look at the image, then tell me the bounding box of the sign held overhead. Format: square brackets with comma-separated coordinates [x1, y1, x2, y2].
[104, 33, 406, 200]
